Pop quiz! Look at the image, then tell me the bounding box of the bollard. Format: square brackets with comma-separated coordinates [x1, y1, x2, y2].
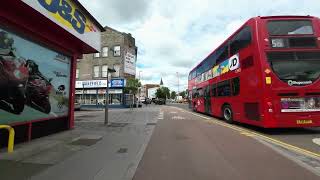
[0, 125, 15, 153]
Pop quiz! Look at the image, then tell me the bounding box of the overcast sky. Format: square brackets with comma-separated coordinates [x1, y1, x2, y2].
[79, 0, 320, 92]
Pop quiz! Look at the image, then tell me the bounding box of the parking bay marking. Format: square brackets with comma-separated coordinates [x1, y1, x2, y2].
[172, 107, 320, 159]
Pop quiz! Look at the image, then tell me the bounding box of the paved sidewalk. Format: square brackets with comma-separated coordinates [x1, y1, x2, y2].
[0, 107, 161, 180]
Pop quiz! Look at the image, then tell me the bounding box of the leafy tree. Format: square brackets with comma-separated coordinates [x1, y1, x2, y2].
[179, 90, 186, 98]
[170, 91, 177, 99]
[156, 87, 170, 99]
[124, 78, 141, 96]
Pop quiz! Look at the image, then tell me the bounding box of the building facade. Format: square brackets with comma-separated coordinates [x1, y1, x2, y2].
[76, 26, 137, 107]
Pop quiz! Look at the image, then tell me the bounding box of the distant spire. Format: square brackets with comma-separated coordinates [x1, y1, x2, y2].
[160, 78, 163, 86]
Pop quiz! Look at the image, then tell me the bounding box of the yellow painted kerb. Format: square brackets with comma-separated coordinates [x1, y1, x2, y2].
[0, 125, 15, 153]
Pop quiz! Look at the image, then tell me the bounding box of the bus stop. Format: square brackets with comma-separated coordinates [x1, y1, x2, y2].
[0, 0, 104, 147]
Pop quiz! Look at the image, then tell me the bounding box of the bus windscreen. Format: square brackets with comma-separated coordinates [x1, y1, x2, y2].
[267, 20, 314, 35]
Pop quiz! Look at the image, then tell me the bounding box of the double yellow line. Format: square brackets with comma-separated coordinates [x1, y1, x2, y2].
[172, 106, 320, 159]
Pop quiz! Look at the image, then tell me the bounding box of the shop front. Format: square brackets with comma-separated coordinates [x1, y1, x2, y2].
[75, 79, 126, 108]
[0, 1, 104, 145]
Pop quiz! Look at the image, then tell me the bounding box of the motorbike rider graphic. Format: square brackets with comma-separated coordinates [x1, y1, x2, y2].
[0, 31, 28, 114]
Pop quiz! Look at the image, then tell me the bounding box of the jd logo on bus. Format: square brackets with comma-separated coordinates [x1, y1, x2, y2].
[229, 54, 240, 71]
[38, 0, 86, 34]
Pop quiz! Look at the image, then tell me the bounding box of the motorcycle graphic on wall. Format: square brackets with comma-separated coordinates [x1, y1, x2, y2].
[0, 31, 53, 115]
[26, 59, 53, 114]
[0, 32, 29, 114]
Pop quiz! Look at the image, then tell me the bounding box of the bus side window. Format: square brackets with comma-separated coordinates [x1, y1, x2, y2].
[217, 80, 231, 97]
[232, 77, 240, 96]
[230, 26, 252, 56]
[212, 84, 217, 97]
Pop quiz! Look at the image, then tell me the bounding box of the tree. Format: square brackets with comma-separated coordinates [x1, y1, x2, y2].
[155, 87, 170, 99]
[170, 91, 177, 99]
[124, 78, 141, 96]
[179, 90, 186, 98]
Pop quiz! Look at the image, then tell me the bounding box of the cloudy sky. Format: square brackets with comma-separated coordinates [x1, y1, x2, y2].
[79, 0, 320, 92]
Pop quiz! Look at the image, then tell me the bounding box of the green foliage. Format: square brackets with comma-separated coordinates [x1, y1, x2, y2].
[156, 87, 170, 99]
[124, 78, 141, 95]
[170, 91, 177, 99]
[179, 90, 187, 98]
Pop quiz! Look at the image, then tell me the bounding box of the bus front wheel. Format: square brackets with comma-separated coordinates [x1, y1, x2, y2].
[222, 105, 233, 124]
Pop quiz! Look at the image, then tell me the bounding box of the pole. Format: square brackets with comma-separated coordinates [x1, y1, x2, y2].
[177, 72, 179, 95]
[104, 71, 109, 125]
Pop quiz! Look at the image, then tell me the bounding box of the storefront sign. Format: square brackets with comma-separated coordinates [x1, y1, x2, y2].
[22, 0, 101, 51]
[124, 52, 136, 75]
[110, 79, 125, 88]
[109, 89, 123, 94]
[76, 80, 108, 88]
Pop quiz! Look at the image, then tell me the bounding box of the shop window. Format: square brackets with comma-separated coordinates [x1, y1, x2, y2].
[76, 69, 79, 79]
[93, 66, 100, 78]
[102, 65, 108, 78]
[102, 47, 108, 57]
[114, 46, 121, 56]
[94, 52, 100, 58]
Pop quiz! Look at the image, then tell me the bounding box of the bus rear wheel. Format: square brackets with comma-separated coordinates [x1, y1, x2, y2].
[222, 105, 233, 124]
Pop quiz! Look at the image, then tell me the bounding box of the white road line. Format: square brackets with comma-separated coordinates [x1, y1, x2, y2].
[312, 138, 320, 146]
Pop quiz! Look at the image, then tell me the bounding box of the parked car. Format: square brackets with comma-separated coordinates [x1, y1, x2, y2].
[154, 98, 166, 105]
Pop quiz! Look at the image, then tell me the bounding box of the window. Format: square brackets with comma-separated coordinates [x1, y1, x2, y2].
[102, 65, 108, 78]
[102, 47, 108, 57]
[76, 69, 79, 79]
[216, 45, 229, 63]
[93, 66, 100, 78]
[197, 88, 204, 97]
[94, 52, 100, 58]
[113, 64, 120, 77]
[232, 77, 240, 96]
[114, 46, 121, 56]
[230, 26, 252, 55]
[267, 20, 313, 35]
[217, 80, 231, 97]
[212, 84, 217, 97]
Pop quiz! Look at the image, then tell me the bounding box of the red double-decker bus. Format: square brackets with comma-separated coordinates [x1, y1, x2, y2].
[188, 16, 320, 128]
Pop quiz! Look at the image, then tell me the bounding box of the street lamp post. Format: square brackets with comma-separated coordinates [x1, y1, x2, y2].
[104, 67, 116, 126]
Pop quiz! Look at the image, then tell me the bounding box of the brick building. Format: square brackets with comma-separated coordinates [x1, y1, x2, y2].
[76, 26, 138, 107]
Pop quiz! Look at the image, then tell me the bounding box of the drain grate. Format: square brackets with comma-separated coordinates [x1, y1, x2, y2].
[70, 138, 101, 146]
[117, 148, 128, 153]
[108, 123, 128, 127]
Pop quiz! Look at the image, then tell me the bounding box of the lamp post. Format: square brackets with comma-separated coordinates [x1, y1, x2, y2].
[104, 67, 116, 125]
[138, 70, 142, 107]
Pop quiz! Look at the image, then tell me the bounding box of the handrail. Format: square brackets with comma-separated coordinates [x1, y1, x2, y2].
[0, 125, 15, 153]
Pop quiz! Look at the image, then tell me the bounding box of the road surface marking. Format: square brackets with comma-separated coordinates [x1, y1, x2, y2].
[172, 116, 185, 120]
[169, 111, 177, 114]
[173, 107, 320, 159]
[312, 138, 320, 146]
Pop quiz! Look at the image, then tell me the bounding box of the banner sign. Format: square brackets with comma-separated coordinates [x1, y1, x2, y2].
[22, 0, 101, 51]
[76, 80, 108, 88]
[110, 79, 125, 88]
[124, 52, 136, 76]
[0, 28, 71, 125]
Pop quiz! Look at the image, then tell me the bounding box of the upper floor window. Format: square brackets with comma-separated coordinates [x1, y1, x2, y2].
[94, 52, 100, 58]
[102, 47, 108, 57]
[93, 66, 100, 78]
[114, 46, 121, 56]
[230, 26, 252, 55]
[102, 65, 108, 78]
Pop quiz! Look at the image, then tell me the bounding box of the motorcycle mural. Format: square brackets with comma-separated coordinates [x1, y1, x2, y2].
[26, 59, 53, 114]
[0, 31, 29, 114]
[0, 28, 70, 125]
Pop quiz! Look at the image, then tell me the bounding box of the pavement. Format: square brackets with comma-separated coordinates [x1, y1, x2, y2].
[0, 105, 161, 180]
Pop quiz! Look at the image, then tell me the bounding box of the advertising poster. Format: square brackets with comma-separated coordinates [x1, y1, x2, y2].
[219, 60, 230, 74]
[0, 28, 70, 125]
[124, 52, 136, 76]
[212, 65, 220, 78]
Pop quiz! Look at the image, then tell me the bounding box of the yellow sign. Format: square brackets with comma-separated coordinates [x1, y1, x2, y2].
[37, 0, 96, 34]
[296, 120, 313, 125]
[266, 77, 271, 84]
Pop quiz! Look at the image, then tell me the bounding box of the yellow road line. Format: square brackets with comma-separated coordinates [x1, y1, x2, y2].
[173, 107, 320, 159]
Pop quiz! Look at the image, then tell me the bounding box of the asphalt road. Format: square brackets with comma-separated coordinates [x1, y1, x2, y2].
[133, 105, 320, 180]
[167, 103, 320, 155]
